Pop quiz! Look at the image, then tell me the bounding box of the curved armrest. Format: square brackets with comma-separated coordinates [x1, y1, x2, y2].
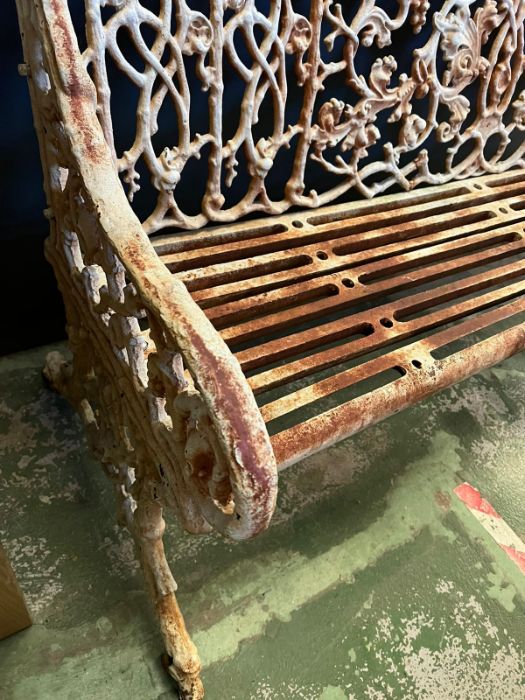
[19, 0, 277, 539]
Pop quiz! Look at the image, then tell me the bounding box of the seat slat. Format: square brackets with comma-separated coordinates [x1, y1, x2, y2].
[218, 228, 524, 344]
[190, 209, 505, 313]
[172, 201, 500, 295]
[271, 321, 525, 470]
[155, 171, 525, 468]
[246, 265, 525, 393]
[153, 175, 525, 260]
[174, 204, 525, 319]
[235, 249, 525, 373]
[261, 295, 525, 425]
[187, 231, 522, 330]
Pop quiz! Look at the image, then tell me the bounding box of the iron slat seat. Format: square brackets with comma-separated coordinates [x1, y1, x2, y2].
[154, 171, 525, 467]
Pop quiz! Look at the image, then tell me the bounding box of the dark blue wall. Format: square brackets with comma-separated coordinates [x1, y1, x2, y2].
[2, 4, 63, 355]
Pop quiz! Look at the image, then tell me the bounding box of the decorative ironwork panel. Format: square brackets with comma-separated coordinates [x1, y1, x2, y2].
[17, 0, 278, 544]
[81, 0, 525, 233]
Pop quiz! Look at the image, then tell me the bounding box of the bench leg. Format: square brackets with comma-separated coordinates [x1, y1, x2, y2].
[43, 351, 204, 699]
[134, 498, 204, 700]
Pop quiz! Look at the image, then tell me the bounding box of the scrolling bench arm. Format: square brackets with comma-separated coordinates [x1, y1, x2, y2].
[18, 0, 278, 542]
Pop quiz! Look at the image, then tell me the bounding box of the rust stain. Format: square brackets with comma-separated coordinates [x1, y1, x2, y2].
[434, 491, 452, 511]
[49, 0, 103, 162]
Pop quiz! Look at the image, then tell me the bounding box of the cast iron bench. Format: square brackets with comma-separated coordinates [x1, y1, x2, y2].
[17, 0, 525, 697]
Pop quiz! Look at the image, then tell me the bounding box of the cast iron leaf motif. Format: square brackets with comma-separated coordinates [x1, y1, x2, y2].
[81, 0, 524, 229]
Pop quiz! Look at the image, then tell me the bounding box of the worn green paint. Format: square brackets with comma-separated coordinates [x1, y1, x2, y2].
[319, 687, 346, 700]
[0, 343, 524, 700]
[194, 431, 461, 667]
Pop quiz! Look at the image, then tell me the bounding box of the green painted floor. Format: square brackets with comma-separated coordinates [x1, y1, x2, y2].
[0, 342, 524, 699]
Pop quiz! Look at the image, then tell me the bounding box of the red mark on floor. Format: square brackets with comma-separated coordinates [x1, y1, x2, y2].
[454, 482, 525, 575]
[454, 482, 501, 518]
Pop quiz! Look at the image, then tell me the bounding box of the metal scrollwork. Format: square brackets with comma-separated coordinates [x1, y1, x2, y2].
[82, 0, 525, 233]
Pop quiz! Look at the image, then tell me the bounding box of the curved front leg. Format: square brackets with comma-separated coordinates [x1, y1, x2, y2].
[134, 498, 204, 700]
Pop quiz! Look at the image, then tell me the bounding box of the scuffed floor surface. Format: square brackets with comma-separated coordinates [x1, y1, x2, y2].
[0, 342, 524, 700]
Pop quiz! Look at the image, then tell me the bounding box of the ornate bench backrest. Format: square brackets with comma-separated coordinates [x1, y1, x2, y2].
[78, 0, 525, 233]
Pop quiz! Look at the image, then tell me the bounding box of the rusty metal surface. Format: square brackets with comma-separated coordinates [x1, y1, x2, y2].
[16, 0, 525, 698]
[80, 0, 525, 233]
[19, 0, 278, 540]
[153, 170, 525, 468]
